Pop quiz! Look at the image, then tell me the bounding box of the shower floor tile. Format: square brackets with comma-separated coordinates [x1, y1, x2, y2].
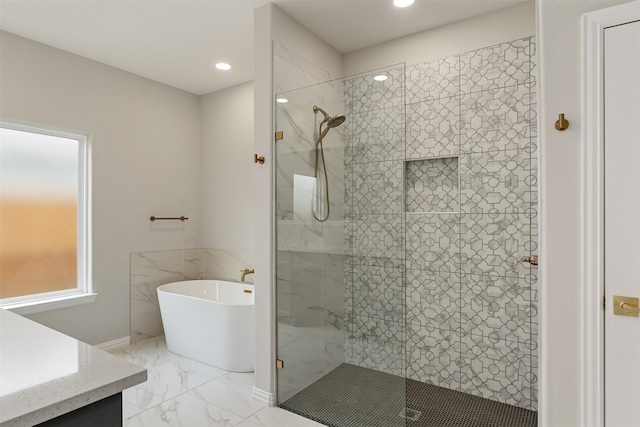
[279, 363, 537, 427]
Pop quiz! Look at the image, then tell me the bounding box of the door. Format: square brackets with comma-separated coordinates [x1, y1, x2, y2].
[604, 19, 640, 427]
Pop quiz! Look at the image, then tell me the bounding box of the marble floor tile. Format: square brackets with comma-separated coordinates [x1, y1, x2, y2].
[109, 335, 179, 369]
[122, 371, 183, 411]
[122, 399, 144, 420]
[116, 336, 327, 427]
[147, 357, 227, 393]
[243, 407, 326, 427]
[188, 372, 267, 419]
[124, 392, 244, 427]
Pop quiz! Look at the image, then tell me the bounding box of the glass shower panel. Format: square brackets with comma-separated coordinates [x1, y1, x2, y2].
[274, 77, 347, 405]
[275, 64, 408, 427]
[274, 37, 539, 427]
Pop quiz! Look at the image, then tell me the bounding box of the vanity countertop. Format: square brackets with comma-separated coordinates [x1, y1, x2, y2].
[0, 308, 146, 427]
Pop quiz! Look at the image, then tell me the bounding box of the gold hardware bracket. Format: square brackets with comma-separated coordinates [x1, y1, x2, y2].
[522, 255, 538, 266]
[254, 154, 265, 164]
[276, 359, 284, 369]
[275, 131, 283, 141]
[244, 289, 253, 294]
[150, 216, 188, 221]
[555, 113, 570, 131]
[613, 296, 639, 317]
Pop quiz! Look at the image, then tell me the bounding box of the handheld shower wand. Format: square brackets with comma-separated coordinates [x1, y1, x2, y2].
[312, 105, 346, 222]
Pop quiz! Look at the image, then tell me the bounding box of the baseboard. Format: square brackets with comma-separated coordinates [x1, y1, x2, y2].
[95, 336, 130, 352]
[252, 386, 276, 406]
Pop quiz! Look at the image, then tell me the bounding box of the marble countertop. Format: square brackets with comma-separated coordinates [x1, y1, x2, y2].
[0, 309, 147, 427]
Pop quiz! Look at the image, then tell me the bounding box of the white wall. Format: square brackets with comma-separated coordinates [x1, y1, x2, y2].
[344, 1, 535, 75]
[536, 1, 632, 425]
[200, 82, 255, 251]
[0, 31, 201, 345]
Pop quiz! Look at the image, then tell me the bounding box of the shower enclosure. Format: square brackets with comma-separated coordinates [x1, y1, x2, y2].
[274, 37, 538, 427]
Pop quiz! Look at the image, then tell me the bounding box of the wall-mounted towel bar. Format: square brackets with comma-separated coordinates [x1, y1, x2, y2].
[150, 216, 188, 221]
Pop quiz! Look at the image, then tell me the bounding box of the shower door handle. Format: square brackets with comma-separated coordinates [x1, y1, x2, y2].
[522, 255, 538, 266]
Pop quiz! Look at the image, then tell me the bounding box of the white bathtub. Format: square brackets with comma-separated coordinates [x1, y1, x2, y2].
[157, 280, 255, 372]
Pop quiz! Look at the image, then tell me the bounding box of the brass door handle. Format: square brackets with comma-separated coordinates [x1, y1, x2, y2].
[613, 296, 639, 317]
[621, 303, 640, 313]
[522, 255, 538, 266]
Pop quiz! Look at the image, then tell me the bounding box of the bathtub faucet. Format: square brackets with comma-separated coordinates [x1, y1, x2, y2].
[240, 268, 254, 282]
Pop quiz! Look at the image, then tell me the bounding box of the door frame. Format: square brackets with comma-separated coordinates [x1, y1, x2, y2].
[581, 2, 640, 426]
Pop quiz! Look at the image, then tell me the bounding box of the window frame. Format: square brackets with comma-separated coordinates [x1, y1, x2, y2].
[0, 121, 94, 314]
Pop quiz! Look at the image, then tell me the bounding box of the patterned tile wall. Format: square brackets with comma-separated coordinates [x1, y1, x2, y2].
[344, 65, 406, 376]
[344, 37, 537, 411]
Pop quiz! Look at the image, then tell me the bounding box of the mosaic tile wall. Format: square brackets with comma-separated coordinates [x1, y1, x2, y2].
[344, 64, 407, 378]
[344, 37, 538, 410]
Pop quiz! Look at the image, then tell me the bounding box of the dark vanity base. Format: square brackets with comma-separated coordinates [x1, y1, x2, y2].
[35, 392, 122, 427]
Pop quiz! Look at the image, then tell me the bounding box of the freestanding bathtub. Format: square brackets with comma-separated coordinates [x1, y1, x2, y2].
[157, 280, 255, 372]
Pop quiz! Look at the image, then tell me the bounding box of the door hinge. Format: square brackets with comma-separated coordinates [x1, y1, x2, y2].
[603, 296, 606, 310]
[275, 131, 283, 141]
[276, 359, 284, 369]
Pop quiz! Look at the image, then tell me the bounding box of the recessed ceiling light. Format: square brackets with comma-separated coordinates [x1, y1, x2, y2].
[393, 0, 415, 7]
[215, 63, 231, 71]
[276, 98, 289, 103]
[374, 75, 389, 81]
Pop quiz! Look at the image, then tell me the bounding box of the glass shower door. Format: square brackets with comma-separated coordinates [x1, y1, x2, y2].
[275, 65, 408, 427]
[274, 78, 347, 407]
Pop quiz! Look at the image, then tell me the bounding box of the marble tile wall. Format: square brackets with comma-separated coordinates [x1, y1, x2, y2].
[276, 251, 345, 402]
[275, 78, 345, 225]
[344, 37, 538, 410]
[130, 248, 254, 343]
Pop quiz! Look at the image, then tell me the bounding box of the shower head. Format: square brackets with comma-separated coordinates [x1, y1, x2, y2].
[313, 105, 346, 143]
[327, 115, 346, 128]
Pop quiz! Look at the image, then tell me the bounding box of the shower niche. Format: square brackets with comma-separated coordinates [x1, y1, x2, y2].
[404, 156, 459, 213]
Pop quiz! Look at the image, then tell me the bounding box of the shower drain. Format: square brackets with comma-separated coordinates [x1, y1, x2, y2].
[399, 408, 422, 422]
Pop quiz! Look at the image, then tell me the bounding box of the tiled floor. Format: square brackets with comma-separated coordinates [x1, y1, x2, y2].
[281, 363, 537, 427]
[110, 336, 324, 427]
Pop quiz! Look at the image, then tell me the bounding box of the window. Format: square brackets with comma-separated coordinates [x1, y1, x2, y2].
[0, 122, 93, 313]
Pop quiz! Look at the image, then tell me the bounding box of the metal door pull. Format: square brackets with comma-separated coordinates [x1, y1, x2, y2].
[621, 303, 640, 313]
[613, 296, 639, 317]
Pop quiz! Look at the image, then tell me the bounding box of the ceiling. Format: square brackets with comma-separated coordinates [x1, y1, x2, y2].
[0, 0, 527, 96]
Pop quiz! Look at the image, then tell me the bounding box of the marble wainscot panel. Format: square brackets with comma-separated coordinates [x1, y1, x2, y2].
[131, 250, 186, 344]
[131, 248, 255, 344]
[203, 249, 255, 283]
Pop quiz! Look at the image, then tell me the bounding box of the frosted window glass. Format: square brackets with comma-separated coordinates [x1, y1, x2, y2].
[0, 128, 79, 298]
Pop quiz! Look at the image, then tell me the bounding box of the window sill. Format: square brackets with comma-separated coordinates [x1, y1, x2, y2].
[2, 292, 98, 315]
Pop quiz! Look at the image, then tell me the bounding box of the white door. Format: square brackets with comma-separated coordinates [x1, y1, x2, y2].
[604, 19, 640, 427]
